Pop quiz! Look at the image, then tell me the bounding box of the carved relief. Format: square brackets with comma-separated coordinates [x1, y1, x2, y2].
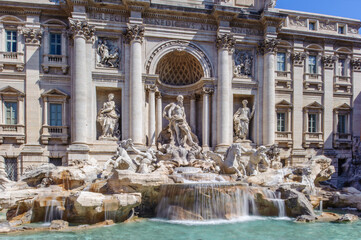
[216, 34, 235, 52]
[348, 26, 359, 34]
[69, 19, 95, 41]
[124, 24, 144, 43]
[319, 22, 336, 31]
[351, 58, 361, 72]
[291, 52, 306, 65]
[322, 55, 336, 69]
[258, 39, 278, 55]
[289, 17, 306, 27]
[233, 50, 253, 77]
[96, 38, 120, 68]
[21, 28, 42, 44]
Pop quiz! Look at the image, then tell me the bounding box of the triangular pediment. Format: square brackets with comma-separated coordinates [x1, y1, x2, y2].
[335, 103, 351, 110]
[41, 89, 69, 98]
[0, 86, 24, 96]
[276, 100, 292, 107]
[305, 101, 323, 109]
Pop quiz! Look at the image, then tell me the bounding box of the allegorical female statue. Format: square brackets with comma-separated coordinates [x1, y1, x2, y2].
[97, 93, 120, 140]
[233, 99, 255, 140]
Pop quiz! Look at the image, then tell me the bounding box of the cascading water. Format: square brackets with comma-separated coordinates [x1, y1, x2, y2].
[44, 199, 64, 223]
[262, 189, 286, 217]
[156, 183, 259, 221]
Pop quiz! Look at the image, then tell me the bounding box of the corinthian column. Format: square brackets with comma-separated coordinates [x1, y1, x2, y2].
[125, 25, 145, 145]
[202, 87, 213, 148]
[146, 84, 157, 147]
[216, 33, 235, 150]
[259, 38, 277, 145]
[69, 19, 94, 145]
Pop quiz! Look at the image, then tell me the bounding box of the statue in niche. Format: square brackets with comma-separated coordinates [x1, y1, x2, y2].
[234, 50, 253, 77]
[159, 95, 199, 148]
[97, 39, 120, 68]
[233, 99, 255, 141]
[97, 93, 120, 140]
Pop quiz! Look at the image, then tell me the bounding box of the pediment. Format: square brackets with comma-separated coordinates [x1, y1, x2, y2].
[41, 89, 69, 98]
[0, 86, 24, 96]
[276, 100, 292, 107]
[334, 103, 351, 110]
[305, 101, 323, 109]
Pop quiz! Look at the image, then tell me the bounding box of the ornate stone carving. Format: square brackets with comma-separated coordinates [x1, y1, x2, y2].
[103, 139, 138, 173]
[69, 19, 95, 41]
[289, 17, 306, 27]
[21, 28, 42, 44]
[145, 84, 158, 92]
[258, 38, 278, 55]
[247, 146, 270, 176]
[319, 22, 336, 31]
[202, 87, 214, 95]
[233, 99, 255, 141]
[216, 33, 235, 52]
[96, 38, 120, 68]
[234, 50, 253, 77]
[264, 0, 277, 9]
[351, 58, 361, 71]
[291, 52, 306, 65]
[322, 55, 336, 69]
[124, 24, 145, 43]
[97, 93, 120, 140]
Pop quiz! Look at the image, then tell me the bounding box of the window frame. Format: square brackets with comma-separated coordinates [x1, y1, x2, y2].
[5, 30, 17, 53]
[49, 103, 62, 126]
[277, 112, 286, 132]
[49, 32, 62, 55]
[4, 101, 17, 125]
[308, 55, 317, 74]
[308, 113, 317, 133]
[277, 52, 286, 72]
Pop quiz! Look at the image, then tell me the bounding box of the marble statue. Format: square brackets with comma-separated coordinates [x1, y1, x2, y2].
[161, 95, 198, 148]
[97, 39, 120, 68]
[264, 0, 277, 9]
[97, 93, 120, 140]
[266, 144, 283, 169]
[233, 100, 255, 140]
[234, 50, 253, 77]
[131, 144, 158, 174]
[103, 139, 138, 173]
[247, 146, 270, 176]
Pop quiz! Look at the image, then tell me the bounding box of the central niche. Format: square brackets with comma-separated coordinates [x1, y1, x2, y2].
[156, 51, 204, 86]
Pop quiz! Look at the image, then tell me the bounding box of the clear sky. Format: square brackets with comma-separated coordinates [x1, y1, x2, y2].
[276, 0, 361, 21]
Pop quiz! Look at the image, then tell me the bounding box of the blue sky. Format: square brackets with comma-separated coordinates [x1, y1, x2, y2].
[276, 0, 361, 21]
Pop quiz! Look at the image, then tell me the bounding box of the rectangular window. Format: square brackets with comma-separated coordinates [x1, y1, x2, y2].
[309, 22, 316, 31]
[6, 30, 17, 52]
[5, 102, 17, 125]
[338, 59, 346, 76]
[308, 114, 317, 133]
[49, 33, 62, 55]
[338, 114, 346, 134]
[277, 52, 286, 72]
[49, 158, 62, 167]
[338, 26, 345, 34]
[5, 158, 17, 181]
[277, 112, 286, 132]
[308, 56, 317, 74]
[50, 103, 62, 126]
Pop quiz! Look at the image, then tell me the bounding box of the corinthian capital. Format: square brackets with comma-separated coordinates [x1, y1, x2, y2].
[124, 24, 145, 44]
[258, 38, 278, 55]
[69, 18, 95, 41]
[216, 33, 235, 52]
[21, 28, 42, 45]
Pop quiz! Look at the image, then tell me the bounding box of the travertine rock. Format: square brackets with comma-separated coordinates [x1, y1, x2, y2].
[278, 187, 315, 217]
[21, 163, 56, 187]
[333, 214, 359, 223]
[49, 220, 69, 230]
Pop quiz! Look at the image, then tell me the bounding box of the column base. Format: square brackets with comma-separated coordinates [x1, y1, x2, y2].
[67, 144, 90, 165]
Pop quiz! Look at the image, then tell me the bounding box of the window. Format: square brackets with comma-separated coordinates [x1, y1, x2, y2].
[5, 102, 17, 125]
[308, 55, 317, 74]
[50, 103, 62, 126]
[49, 33, 62, 55]
[309, 22, 316, 31]
[338, 59, 346, 76]
[5, 158, 17, 181]
[277, 113, 286, 132]
[49, 157, 62, 166]
[308, 114, 317, 133]
[6, 30, 17, 52]
[277, 53, 286, 72]
[337, 114, 346, 134]
[338, 26, 345, 34]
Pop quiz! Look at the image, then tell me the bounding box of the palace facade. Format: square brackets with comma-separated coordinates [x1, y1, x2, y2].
[0, 0, 360, 186]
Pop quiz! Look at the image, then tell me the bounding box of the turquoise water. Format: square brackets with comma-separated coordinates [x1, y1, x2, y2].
[1, 217, 361, 240]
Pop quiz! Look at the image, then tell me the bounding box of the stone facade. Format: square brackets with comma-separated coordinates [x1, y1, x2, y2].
[0, 0, 360, 186]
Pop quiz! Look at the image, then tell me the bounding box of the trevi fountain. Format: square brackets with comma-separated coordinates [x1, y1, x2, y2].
[1, 94, 361, 240]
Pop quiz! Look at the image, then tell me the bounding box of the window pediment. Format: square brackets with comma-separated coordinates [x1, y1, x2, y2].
[0, 86, 24, 97]
[41, 89, 69, 99]
[276, 100, 292, 108]
[304, 101, 323, 110]
[334, 103, 351, 112]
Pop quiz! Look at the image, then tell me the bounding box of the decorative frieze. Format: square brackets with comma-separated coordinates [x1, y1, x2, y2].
[124, 25, 145, 44]
[69, 19, 95, 41]
[233, 50, 253, 78]
[96, 38, 120, 68]
[216, 34, 235, 52]
[321, 55, 336, 69]
[258, 38, 278, 55]
[289, 17, 306, 27]
[21, 28, 42, 45]
[291, 52, 306, 65]
[351, 58, 361, 72]
[319, 22, 336, 31]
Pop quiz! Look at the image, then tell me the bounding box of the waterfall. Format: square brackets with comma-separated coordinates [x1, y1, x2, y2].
[44, 199, 64, 223]
[262, 189, 286, 217]
[156, 183, 258, 221]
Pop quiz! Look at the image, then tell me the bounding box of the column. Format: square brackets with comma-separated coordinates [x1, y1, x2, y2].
[216, 33, 234, 149]
[156, 92, 162, 140]
[202, 88, 212, 148]
[125, 25, 145, 145]
[146, 85, 157, 147]
[190, 94, 196, 132]
[211, 86, 217, 148]
[261, 38, 277, 146]
[69, 19, 94, 145]
[18, 96, 24, 125]
[43, 98, 48, 126]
